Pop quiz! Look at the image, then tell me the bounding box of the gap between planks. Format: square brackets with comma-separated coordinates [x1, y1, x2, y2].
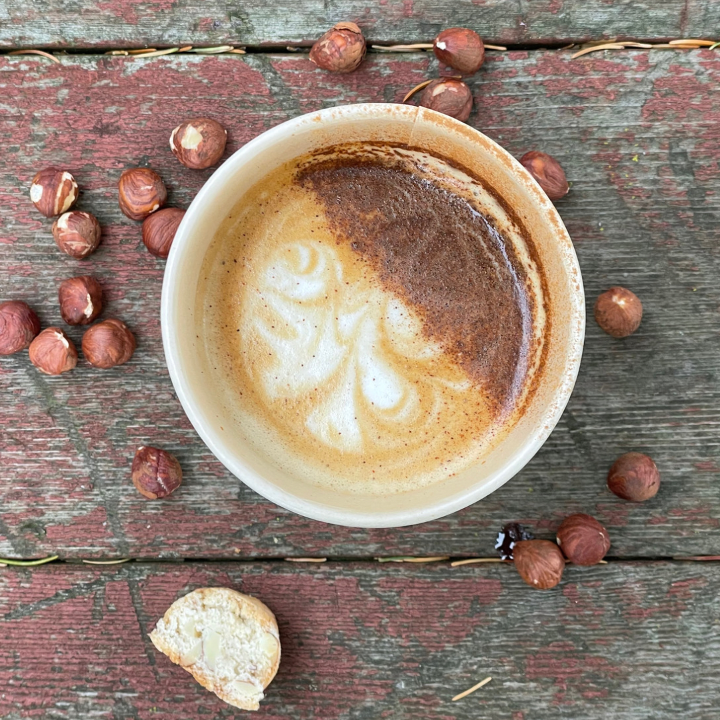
[2, 37, 718, 57]
[2, 556, 720, 569]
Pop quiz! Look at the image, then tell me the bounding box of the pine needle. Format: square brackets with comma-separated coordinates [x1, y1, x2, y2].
[285, 557, 327, 563]
[7, 49, 61, 64]
[375, 555, 450, 563]
[372, 43, 433, 52]
[451, 558, 504, 567]
[402, 79, 434, 102]
[191, 45, 235, 54]
[669, 38, 716, 46]
[0, 555, 59, 566]
[571, 43, 627, 59]
[452, 677, 492, 701]
[132, 47, 180, 58]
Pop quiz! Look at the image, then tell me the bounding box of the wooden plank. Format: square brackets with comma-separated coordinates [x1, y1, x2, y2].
[1, 561, 718, 719]
[1, 0, 719, 49]
[1, 50, 719, 559]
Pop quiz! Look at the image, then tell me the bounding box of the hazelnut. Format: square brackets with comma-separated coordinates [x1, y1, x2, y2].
[608, 452, 660, 502]
[309, 22, 366, 73]
[132, 446, 182, 499]
[594, 286, 643, 338]
[419, 78, 473, 122]
[52, 211, 102, 259]
[118, 168, 167, 221]
[58, 276, 103, 325]
[513, 539, 565, 590]
[29, 327, 78, 375]
[433, 28, 485, 75]
[0, 300, 40, 355]
[556, 513, 611, 566]
[142, 207, 185, 259]
[520, 151, 569, 201]
[82, 318, 136, 369]
[170, 118, 227, 170]
[30, 168, 79, 217]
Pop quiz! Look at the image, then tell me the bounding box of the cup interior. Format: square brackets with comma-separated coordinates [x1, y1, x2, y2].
[162, 103, 584, 527]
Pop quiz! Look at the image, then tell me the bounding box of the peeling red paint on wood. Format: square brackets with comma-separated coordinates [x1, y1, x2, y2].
[0, 562, 718, 719]
[0, 50, 719, 560]
[2, 1, 719, 48]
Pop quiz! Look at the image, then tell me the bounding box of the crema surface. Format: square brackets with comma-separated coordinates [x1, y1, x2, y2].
[197, 144, 547, 495]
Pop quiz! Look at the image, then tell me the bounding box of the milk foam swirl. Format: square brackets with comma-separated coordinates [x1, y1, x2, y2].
[200, 146, 544, 493]
[240, 238, 476, 454]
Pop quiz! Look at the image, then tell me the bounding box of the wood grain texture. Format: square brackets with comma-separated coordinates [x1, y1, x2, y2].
[1, 50, 719, 559]
[1, 0, 720, 49]
[1, 561, 718, 719]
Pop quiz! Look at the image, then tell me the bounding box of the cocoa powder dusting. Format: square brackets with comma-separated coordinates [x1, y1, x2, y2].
[298, 155, 534, 412]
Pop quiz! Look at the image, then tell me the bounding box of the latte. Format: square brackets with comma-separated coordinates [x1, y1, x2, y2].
[197, 143, 547, 495]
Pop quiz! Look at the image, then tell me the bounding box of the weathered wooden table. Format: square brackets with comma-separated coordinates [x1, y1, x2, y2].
[2, 3, 720, 718]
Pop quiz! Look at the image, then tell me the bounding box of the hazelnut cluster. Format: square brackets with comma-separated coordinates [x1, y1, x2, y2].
[9, 116, 215, 496]
[508, 512, 611, 590]
[504, 449, 660, 590]
[5, 172, 139, 376]
[308, 23, 486, 123]
[418, 28, 486, 121]
[30, 168, 103, 259]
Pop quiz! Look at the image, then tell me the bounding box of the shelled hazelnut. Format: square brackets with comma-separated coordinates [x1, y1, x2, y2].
[30, 168, 78, 217]
[309, 22, 366, 73]
[0, 300, 41, 355]
[594, 287, 643, 338]
[170, 119, 227, 170]
[513, 539, 565, 589]
[58, 276, 103, 325]
[29, 327, 78, 375]
[419, 78, 473, 121]
[433, 28, 485, 75]
[132, 446, 182, 499]
[520, 151, 569, 201]
[82, 318, 136, 369]
[556, 514, 611, 566]
[52, 211, 102, 259]
[142, 207, 185, 258]
[118, 168, 167, 221]
[608, 452, 660, 502]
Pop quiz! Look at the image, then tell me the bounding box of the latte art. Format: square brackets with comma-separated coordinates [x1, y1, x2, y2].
[198, 144, 547, 494]
[241, 238, 477, 454]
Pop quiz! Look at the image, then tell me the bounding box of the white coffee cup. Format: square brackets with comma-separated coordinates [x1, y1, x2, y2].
[162, 103, 584, 528]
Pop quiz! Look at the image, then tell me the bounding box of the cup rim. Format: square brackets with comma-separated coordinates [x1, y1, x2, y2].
[162, 102, 585, 527]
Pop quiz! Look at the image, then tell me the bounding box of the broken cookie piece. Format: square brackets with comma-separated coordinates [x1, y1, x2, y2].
[149, 587, 280, 711]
